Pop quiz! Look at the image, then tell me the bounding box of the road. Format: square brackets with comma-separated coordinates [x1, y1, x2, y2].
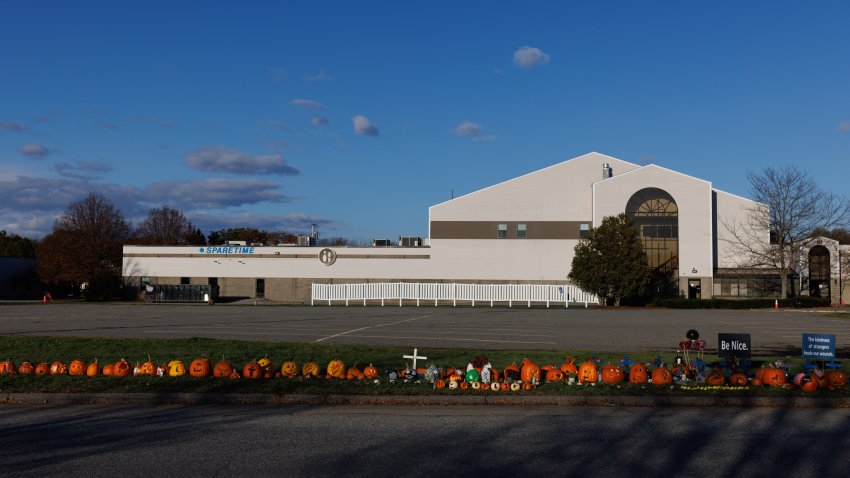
[1, 302, 849, 354]
[2, 404, 849, 477]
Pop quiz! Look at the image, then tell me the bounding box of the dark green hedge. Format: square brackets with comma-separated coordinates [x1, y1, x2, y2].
[657, 296, 832, 309]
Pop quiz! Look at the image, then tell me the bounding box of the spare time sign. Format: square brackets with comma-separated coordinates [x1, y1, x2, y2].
[718, 333, 751, 358]
[802, 333, 835, 359]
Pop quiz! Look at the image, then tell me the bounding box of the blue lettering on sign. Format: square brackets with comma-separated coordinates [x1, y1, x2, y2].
[199, 247, 255, 254]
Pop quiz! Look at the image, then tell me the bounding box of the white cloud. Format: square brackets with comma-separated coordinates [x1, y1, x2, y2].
[186, 146, 299, 176]
[54, 161, 113, 179]
[188, 211, 333, 233]
[1, 120, 29, 133]
[144, 178, 291, 209]
[291, 98, 326, 111]
[839, 121, 850, 133]
[352, 115, 379, 137]
[453, 121, 495, 142]
[513, 46, 550, 68]
[311, 116, 329, 126]
[17, 143, 52, 160]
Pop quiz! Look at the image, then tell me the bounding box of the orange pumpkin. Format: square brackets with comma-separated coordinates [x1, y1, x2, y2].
[102, 364, 115, 376]
[560, 357, 578, 375]
[705, 369, 725, 386]
[326, 359, 346, 379]
[242, 362, 263, 379]
[651, 366, 672, 385]
[50, 360, 67, 375]
[600, 363, 624, 384]
[229, 369, 240, 379]
[578, 361, 598, 384]
[520, 360, 541, 383]
[346, 365, 363, 380]
[503, 363, 521, 381]
[138, 360, 157, 375]
[213, 359, 234, 378]
[545, 369, 565, 382]
[728, 372, 748, 386]
[762, 368, 786, 387]
[800, 374, 819, 392]
[0, 359, 16, 374]
[189, 357, 211, 377]
[280, 360, 299, 378]
[750, 377, 763, 386]
[363, 363, 378, 379]
[824, 370, 847, 390]
[86, 360, 101, 377]
[435, 379, 446, 389]
[257, 356, 273, 373]
[68, 360, 87, 376]
[18, 361, 34, 375]
[302, 360, 320, 378]
[35, 362, 50, 375]
[500, 381, 510, 391]
[629, 363, 648, 384]
[113, 359, 131, 377]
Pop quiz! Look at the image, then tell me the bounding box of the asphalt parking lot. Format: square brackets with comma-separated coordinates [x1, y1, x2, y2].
[2, 302, 849, 354]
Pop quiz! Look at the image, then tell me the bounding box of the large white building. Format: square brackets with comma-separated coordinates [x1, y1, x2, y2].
[122, 152, 848, 304]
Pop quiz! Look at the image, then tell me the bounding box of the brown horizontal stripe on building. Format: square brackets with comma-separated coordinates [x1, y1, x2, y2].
[429, 221, 588, 240]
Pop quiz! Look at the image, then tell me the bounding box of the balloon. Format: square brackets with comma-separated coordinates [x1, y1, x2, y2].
[686, 329, 700, 340]
[465, 369, 480, 383]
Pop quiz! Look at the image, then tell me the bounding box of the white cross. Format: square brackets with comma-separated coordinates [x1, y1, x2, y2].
[403, 348, 427, 370]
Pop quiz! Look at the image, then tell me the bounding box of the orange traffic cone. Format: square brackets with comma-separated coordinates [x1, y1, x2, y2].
[774, 299, 779, 310]
[43, 295, 47, 303]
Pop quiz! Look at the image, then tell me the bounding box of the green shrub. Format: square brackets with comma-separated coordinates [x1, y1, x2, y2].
[658, 296, 831, 309]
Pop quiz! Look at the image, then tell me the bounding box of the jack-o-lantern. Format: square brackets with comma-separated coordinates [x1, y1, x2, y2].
[762, 368, 786, 387]
[326, 359, 346, 379]
[302, 360, 320, 378]
[229, 369, 240, 379]
[651, 366, 672, 385]
[18, 361, 35, 375]
[189, 357, 211, 377]
[503, 363, 521, 381]
[35, 362, 50, 375]
[500, 381, 510, 391]
[242, 361, 263, 379]
[68, 360, 87, 376]
[824, 370, 847, 390]
[705, 369, 725, 386]
[213, 359, 234, 378]
[601, 364, 624, 384]
[86, 360, 100, 377]
[560, 357, 578, 375]
[520, 360, 541, 383]
[257, 357, 273, 373]
[280, 360, 299, 378]
[138, 360, 157, 375]
[346, 365, 363, 380]
[50, 360, 67, 375]
[102, 364, 114, 376]
[0, 359, 16, 374]
[435, 379, 446, 389]
[578, 361, 598, 384]
[510, 382, 521, 391]
[113, 359, 131, 377]
[363, 363, 378, 379]
[545, 369, 565, 382]
[728, 372, 748, 386]
[167, 360, 186, 377]
[629, 363, 648, 384]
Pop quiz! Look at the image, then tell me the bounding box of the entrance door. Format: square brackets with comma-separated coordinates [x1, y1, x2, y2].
[688, 279, 701, 299]
[809, 246, 830, 298]
[255, 278, 265, 299]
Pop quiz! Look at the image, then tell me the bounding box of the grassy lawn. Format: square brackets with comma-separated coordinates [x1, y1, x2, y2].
[0, 335, 846, 396]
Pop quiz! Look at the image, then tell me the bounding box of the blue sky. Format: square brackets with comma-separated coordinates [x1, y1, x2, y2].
[1, 2, 849, 242]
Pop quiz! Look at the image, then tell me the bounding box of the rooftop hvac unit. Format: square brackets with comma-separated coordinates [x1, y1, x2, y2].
[297, 235, 316, 247]
[372, 239, 392, 247]
[398, 236, 423, 247]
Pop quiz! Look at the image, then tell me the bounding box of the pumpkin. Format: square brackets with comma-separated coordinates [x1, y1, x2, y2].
[578, 361, 598, 384]
[762, 368, 786, 387]
[601, 363, 624, 384]
[189, 357, 211, 377]
[86, 360, 101, 377]
[520, 360, 541, 383]
[302, 360, 320, 378]
[629, 363, 648, 384]
[213, 359, 234, 378]
[168, 360, 186, 377]
[68, 360, 87, 376]
[346, 365, 363, 380]
[503, 363, 521, 381]
[50, 360, 67, 375]
[35, 362, 50, 375]
[0, 359, 16, 374]
[651, 366, 672, 385]
[229, 369, 240, 379]
[750, 378, 763, 386]
[326, 359, 346, 379]
[257, 356, 273, 373]
[728, 372, 748, 386]
[102, 364, 114, 376]
[800, 375, 819, 392]
[435, 379, 446, 389]
[139, 360, 157, 375]
[824, 370, 847, 390]
[281, 360, 300, 378]
[18, 361, 34, 375]
[490, 382, 500, 391]
[113, 359, 131, 377]
[362, 363, 378, 379]
[705, 369, 725, 386]
[510, 382, 521, 391]
[560, 357, 578, 375]
[522, 383, 533, 390]
[545, 369, 565, 382]
[490, 369, 500, 382]
[501, 381, 510, 391]
[242, 361, 263, 379]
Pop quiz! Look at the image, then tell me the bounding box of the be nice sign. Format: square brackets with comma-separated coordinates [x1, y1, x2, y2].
[718, 333, 752, 358]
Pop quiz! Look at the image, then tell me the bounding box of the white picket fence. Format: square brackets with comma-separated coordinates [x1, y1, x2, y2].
[311, 282, 599, 308]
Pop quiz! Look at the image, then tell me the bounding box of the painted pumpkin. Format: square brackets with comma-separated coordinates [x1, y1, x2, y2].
[189, 357, 211, 377]
[601, 364, 624, 384]
[18, 361, 35, 375]
[35, 362, 50, 375]
[762, 368, 786, 387]
[242, 362, 263, 379]
[113, 359, 131, 377]
[560, 357, 578, 375]
[545, 369, 565, 382]
[520, 361, 541, 383]
[800, 375, 819, 392]
[102, 364, 114, 376]
[326, 359, 346, 379]
[168, 360, 186, 377]
[86, 360, 101, 377]
[280, 360, 299, 378]
[629, 363, 648, 384]
[578, 361, 598, 384]
[302, 360, 320, 378]
[362, 363, 378, 379]
[825, 370, 847, 390]
[0, 359, 16, 374]
[435, 379, 446, 389]
[651, 366, 672, 385]
[728, 372, 748, 386]
[213, 359, 234, 378]
[257, 357, 273, 373]
[50, 360, 67, 375]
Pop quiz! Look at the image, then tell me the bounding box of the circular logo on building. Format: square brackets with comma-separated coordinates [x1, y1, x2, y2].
[199, 248, 205, 253]
[319, 248, 337, 266]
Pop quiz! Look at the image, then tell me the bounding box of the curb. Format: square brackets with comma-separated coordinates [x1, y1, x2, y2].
[3, 392, 850, 408]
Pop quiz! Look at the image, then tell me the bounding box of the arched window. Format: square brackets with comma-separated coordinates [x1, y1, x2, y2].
[625, 188, 678, 274]
[808, 245, 830, 298]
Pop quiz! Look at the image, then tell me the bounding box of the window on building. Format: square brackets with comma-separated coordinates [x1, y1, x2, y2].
[579, 223, 590, 239]
[497, 223, 507, 239]
[180, 277, 190, 285]
[256, 278, 265, 299]
[625, 188, 679, 275]
[517, 223, 527, 239]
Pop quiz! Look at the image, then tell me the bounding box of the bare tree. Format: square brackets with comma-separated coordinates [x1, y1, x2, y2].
[721, 165, 850, 298]
[134, 206, 198, 245]
[39, 193, 131, 300]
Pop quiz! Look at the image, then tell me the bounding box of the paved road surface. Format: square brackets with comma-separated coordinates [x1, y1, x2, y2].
[2, 303, 849, 354]
[2, 404, 850, 477]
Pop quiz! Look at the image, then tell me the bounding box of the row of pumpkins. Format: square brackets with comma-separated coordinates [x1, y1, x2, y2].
[2, 356, 847, 392]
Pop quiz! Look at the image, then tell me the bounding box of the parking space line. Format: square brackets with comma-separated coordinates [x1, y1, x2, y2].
[313, 314, 434, 343]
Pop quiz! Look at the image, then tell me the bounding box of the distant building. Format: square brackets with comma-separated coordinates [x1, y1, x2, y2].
[122, 152, 849, 304]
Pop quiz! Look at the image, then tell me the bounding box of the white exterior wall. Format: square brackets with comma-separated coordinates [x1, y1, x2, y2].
[713, 188, 767, 268]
